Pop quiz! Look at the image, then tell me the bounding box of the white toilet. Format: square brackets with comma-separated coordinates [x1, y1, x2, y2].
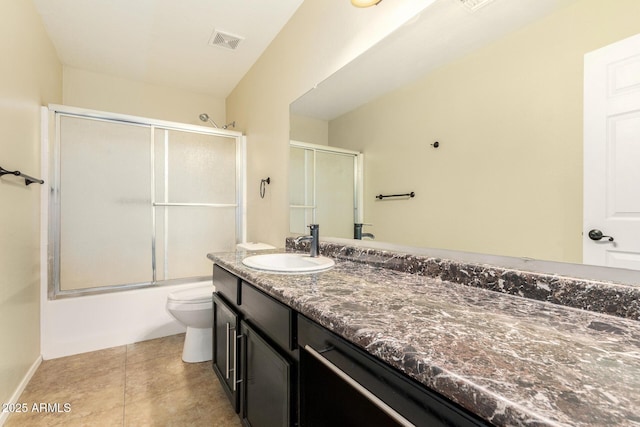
[167, 243, 275, 363]
[166, 283, 216, 363]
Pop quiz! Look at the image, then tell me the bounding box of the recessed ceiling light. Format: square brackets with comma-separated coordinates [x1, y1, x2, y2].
[351, 0, 382, 8]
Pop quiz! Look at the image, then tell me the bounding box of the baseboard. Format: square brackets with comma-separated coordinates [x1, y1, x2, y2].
[0, 356, 42, 426]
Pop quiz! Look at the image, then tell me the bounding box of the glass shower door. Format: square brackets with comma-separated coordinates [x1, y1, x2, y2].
[51, 107, 244, 295]
[57, 115, 152, 290]
[289, 142, 361, 239]
[153, 129, 238, 281]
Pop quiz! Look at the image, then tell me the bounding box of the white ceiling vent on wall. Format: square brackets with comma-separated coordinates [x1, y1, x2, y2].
[458, 0, 496, 12]
[208, 30, 243, 50]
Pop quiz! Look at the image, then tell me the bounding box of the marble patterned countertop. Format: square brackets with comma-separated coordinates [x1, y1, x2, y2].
[207, 248, 640, 427]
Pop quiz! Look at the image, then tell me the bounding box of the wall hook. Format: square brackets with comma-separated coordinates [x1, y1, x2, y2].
[431, 141, 439, 148]
[260, 177, 271, 199]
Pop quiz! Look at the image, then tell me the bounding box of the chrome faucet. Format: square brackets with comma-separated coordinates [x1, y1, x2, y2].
[354, 223, 375, 240]
[294, 224, 320, 257]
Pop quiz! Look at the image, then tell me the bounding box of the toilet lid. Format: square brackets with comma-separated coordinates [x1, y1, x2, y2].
[167, 285, 215, 303]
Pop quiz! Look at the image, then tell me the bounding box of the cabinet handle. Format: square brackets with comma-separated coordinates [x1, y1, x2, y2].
[304, 345, 415, 427]
[233, 333, 242, 392]
[225, 323, 231, 379]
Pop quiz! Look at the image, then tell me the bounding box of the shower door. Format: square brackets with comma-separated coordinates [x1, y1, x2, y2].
[153, 128, 238, 281]
[50, 106, 244, 296]
[289, 141, 362, 239]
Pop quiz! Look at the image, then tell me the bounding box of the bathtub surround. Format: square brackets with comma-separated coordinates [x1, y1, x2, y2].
[40, 282, 196, 360]
[210, 244, 640, 426]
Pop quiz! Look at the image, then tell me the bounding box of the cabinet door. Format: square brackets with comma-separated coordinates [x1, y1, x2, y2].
[241, 321, 291, 427]
[212, 294, 239, 412]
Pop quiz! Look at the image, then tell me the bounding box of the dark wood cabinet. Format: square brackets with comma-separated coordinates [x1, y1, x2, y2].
[212, 265, 295, 427]
[212, 293, 240, 412]
[241, 321, 292, 427]
[298, 315, 489, 427]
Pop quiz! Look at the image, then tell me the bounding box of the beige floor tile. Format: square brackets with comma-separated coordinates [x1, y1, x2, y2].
[124, 367, 240, 427]
[6, 334, 240, 427]
[6, 405, 124, 427]
[126, 333, 185, 365]
[124, 355, 212, 404]
[50, 408, 124, 427]
[27, 346, 126, 391]
[8, 373, 125, 427]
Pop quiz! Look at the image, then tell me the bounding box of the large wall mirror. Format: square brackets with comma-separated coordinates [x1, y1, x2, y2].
[290, 0, 640, 282]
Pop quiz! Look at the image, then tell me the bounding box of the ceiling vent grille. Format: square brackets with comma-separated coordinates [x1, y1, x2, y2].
[209, 30, 243, 50]
[458, 0, 496, 12]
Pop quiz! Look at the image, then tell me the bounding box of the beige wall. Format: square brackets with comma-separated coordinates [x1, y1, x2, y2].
[63, 67, 225, 125]
[290, 114, 328, 146]
[226, 0, 435, 246]
[327, 0, 640, 263]
[0, 0, 62, 406]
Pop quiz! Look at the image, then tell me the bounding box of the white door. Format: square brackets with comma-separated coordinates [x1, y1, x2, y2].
[584, 33, 640, 269]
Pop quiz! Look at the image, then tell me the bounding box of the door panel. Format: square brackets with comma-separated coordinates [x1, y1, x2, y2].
[241, 321, 291, 427]
[584, 33, 640, 268]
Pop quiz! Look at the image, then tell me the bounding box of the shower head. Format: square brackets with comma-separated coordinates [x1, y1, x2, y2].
[199, 113, 236, 130]
[199, 113, 219, 128]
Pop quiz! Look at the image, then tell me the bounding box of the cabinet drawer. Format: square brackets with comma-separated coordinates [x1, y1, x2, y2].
[298, 315, 489, 427]
[241, 282, 294, 351]
[213, 265, 240, 306]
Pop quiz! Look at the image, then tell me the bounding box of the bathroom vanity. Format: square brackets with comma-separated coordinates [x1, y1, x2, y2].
[212, 265, 296, 426]
[208, 242, 640, 426]
[211, 264, 485, 427]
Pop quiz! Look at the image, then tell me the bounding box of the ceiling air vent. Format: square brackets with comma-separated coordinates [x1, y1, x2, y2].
[458, 0, 496, 12]
[208, 30, 243, 50]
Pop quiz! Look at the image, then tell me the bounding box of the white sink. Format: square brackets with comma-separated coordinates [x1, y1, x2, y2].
[242, 253, 335, 273]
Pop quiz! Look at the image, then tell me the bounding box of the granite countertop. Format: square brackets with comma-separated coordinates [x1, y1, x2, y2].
[208, 249, 640, 427]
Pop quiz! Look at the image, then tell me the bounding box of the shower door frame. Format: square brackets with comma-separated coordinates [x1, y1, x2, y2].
[45, 105, 246, 299]
[289, 140, 364, 236]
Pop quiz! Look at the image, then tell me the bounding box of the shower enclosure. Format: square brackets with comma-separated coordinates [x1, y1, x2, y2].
[46, 105, 245, 297]
[289, 141, 363, 239]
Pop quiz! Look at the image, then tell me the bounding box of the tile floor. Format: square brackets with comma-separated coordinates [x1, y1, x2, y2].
[5, 334, 241, 426]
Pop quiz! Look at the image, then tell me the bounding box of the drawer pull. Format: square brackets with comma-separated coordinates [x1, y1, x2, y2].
[304, 345, 415, 427]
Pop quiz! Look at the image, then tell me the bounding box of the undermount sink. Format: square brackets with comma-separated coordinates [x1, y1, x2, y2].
[242, 253, 335, 273]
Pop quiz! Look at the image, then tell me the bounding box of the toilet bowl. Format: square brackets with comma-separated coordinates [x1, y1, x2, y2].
[166, 283, 216, 363]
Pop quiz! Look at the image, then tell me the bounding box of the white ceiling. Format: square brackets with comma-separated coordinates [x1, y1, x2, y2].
[32, 0, 304, 99]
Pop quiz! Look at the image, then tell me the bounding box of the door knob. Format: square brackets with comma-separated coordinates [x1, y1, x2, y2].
[588, 229, 614, 242]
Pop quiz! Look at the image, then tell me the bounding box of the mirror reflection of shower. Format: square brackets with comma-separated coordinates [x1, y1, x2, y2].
[199, 113, 235, 129]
